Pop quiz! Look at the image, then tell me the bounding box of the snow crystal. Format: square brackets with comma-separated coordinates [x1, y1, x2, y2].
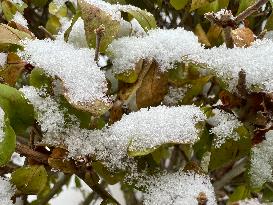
[207, 109, 242, 148]
[235, 198, 264, 205]
[143, 171, 216, 205]
[249, 130, 273, 188]
[18, 39, 109, 108]
[0, 177, 15, 205]
[20, 86, 66, 143]
[108, 28, 202, 73]
[12, 12, 28, 28]
[109, 105, 206, 152]
[190, 39, 273, 92]
[0, 107, 5, 143]
[0, 53, 7, 67]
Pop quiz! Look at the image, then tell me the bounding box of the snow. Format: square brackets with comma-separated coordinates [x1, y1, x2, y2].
[235, 198, 264, 205]
[57, 17, 88, 48]
[190, 39, 273, 92]
[0, 107, 5, 143]
[0, 53, 7, 67]
[249, 130, 273, 188]
[0, 177, 16, 205]
[20, 86, 65, 144]
[10, 0, 24, 5]
[207, 109, 242, 148]
[109, 105, 206, 152]
[143, 171, 217, 205]
[18, 39, 110, 111]
[108, 28, 202, 73]
[12, 12, 28, 28]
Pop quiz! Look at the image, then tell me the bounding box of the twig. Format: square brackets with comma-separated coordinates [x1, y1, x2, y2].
[235, 0, 269, 24]
[76, 169, 120, 205]
[16, 143, 49, 165]
[38, 25, 56, 40]
[94, 25, 105, 63]
[39, 174, 71, 205]
[236, 69, 248, 98]
[222, 26, 234, 48]
[213, 158, 247, 190]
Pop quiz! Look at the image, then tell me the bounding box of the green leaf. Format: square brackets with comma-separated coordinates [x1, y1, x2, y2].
[265, 12, 273, 31]
[170, 0, 189, 10]
[228, 185, 250, 203]
[0, 84, 34, 134]
[100, 199, 118, 205]
[45, 15, 61, 35]
[29, 68, 52, 90]
[193, 126, 213, 160]
[11, 165, 48, 194]
[209, 126, 251, 170]
[0, 114, 16, 166]
[92, 161, 125, 185]
[1, 0, 17, 21]
[79, 0, 120, 52]
[236, 0, 255, 15]
[124, 8, 157, 31]
[151, 145, 170, 164]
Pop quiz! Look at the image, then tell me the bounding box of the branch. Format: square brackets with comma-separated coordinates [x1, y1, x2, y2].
[38, 25, 56, 40]
[16, 143, 49, 165]
[39, 174, 71, 205]
[213, 158, 247, 190]
[94, 24, 105, 63]
[76, 169, 120, 205]
[235, 0, 269, 24]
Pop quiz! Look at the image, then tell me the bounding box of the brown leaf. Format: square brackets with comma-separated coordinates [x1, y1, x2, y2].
[232, 27, 255, 47]
[109, 100, 124, 125]
[48, 147, 76, 173]
[136, 60, 168, 108]
[0, 53, 25, 86]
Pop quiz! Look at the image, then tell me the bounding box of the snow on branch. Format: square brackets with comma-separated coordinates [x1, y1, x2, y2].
[249, 130, 273, 188]
[18, 39, 110, 114]
[0, 177, 16, 205]
[143, 171, 216, 205]
[108, 28, 202, 73]
[110, 105, 206, 153]
[190, 39, 273, 92]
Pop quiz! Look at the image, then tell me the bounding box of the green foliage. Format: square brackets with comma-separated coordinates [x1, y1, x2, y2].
[0, 84, 34, 134]
[0, 114, 16, 166]
[11, 165, 48, 194]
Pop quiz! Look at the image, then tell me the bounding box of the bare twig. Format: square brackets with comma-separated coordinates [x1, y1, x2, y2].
[235, 0, 269, 24]
[94, 24, 105, 63]
[222, 26, 234, 48]
[236, 69, 248, 98]
[39, 174, 71, 205]
[38, 25, 56, 40]
[16, 143, 49, 165]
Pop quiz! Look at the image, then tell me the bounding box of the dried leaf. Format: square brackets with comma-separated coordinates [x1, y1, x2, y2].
[232, 28, 255, 48]
[136, 60, 168, 108]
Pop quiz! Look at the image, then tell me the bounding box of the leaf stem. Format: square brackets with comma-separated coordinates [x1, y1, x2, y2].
[94, 24, 105, 63]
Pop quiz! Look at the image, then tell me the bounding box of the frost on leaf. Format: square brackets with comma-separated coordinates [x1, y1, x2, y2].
[0, 53, 7, 67]
[11, 12, 28, 28]
[143, 171, 217, 205]
[108, 28, 202, 74]
[0, 107, 5, 143]
[190, 39, 273, 92]
[109, 105, 206, 156]
[207, 109, 242, 148]
[0, 177, 15, 205]
[20, 86, 66, 144]
[249, 130, 273, 188]
[18, 39, 111, 115]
